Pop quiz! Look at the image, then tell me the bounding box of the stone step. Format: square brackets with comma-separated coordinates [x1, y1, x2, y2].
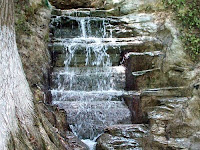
[53, 100, 132, 139]
[50, 15, 120, 27]
[146, 105, 176, 136]
[140, 87, 190, 122]
[146, 97, 188, 134]
[52, 53, 121, 67]
[51, 90, 138, 102]
[149, 135, 189, 149]
[49, 36, 163, 56]
[51, 70, 125, 91]
[52, 66, 125, 74]
[50, 12, 161, 37]
[49, 42, 122, 55]
[147, 106, 174, 121]
[141, 87, 190, 98]
[158, 97, 188, 109]
[51, 23, 137, 38]
[123, 51, 164, 90]
[52, 66, 126, 91]
[141, 87, 189, 106]
[52, 8, 111, 18]
[50, 16, 122, 38]
[96, 124, 148, 150]
[49, 38, 162, 56]
[51, 36, 161, 46]
[49, 14, 160, 39]
[53, 100, 130, 110]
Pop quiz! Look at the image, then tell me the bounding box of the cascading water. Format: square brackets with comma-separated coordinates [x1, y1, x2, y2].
[50, 12, 133, 149]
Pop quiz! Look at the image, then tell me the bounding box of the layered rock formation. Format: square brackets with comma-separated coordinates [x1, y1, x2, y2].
[46, 0, 200, 149]
[11, 0, 200, 149]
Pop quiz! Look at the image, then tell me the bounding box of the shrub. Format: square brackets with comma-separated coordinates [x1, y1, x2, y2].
[163, 0, 200, 60]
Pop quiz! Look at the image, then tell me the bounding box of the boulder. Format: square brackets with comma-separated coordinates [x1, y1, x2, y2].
[96, 124, 148, 150]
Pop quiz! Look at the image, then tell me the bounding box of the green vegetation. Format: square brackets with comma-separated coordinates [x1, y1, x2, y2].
[14, 0, 49, 36]
[14, 0, 35, 36]
[44, 32, 50, 42]
[15, 15, 32, 36]
[162, 0, 200, 60]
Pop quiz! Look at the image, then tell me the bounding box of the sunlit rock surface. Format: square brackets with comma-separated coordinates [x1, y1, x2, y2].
[96, 124, 148, 150]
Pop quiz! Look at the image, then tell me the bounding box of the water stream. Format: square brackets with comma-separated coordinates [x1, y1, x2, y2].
[51, 13, 132, 149]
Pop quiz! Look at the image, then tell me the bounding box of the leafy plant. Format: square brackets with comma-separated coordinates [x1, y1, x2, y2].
[14, 0, 37, 36]
[163, 0, 200, 60]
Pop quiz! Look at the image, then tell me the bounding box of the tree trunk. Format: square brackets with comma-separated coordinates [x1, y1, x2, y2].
[0, 0, 34, 149]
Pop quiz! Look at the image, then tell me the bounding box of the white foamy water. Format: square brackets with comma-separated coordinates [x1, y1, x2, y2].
[81, 139, 97, 150]
[50, 15, 132, 144]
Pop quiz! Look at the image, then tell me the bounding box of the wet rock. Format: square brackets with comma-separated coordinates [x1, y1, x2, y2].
[37, 103, 89, 149]
[49, 0, 163, 13]
[123, 94, 144, 123]
[51, 67, 125, 91]
[39, 104, 69, 136]
[52, 8, 108, 18]
[47, 3, 198, 150]
[96, 124, 148, 150]
[54, 100, 132, 139]
[49, 0, 104, 9]
[141, 86, 200, 149]
[140, 87, 191, 113]
[53, 53, 121, 67]
[65, 131, 89, 150]
[124, 51, 164, 90]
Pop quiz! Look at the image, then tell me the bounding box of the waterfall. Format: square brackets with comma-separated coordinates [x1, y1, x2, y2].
[50, 12, 132, 149]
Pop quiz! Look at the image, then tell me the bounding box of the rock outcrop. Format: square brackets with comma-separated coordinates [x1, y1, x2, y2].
[81, 0, 199, 150]
[12, 0, 200, 149]
[96, 124, 148, 149]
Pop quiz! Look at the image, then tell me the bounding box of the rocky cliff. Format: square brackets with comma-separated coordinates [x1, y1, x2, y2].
[12, 0, 200, 149]
[49, 0, 200, 149]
